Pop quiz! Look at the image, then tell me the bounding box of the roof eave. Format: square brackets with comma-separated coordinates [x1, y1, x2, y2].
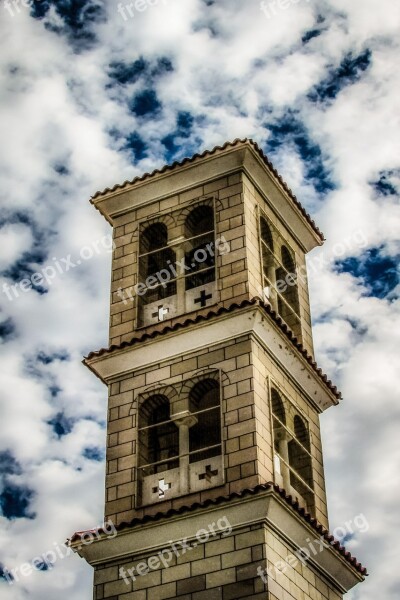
[90, 139, 324, 249]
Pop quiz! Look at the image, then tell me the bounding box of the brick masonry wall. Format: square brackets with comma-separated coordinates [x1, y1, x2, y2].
[109, 173, 250, 347]
[104, 331, 328, 528]
[105, 334, 261, 526]
[93, 519, 344, 600]
[109, 170, 316, 353]
[252, 338, 328, 529]
[93, 522, 268, 600]
[242, 173, 315, 357]
[265, 528, 343, 600]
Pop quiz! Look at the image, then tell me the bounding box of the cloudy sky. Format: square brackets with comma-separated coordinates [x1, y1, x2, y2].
[0, 0, 399, 598]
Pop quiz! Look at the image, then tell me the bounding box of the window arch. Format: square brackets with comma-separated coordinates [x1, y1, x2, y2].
[189, 378, 221, 463]
[270, 386, 314, 514]
[260, 216, 274, 257]
[271, 388, 286, 454]
[288, 414, 313, 509]
[139, 222, 168, 254]
[294, 414, 310, 452]
[185, 205, 214, 238]
[137, 373, 223, 505]
[271, 388, 286, 424]
[137, 202, 217, 327]
[184, 205, 216, 291]
[259, 211, 302, 340]
[260, 217, 276, 302]
[276, 245, 300, 330]
[138, 222, 177, 314]
[138, 395, 179, 475]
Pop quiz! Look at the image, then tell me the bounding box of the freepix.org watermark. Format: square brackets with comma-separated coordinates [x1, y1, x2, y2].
[264, 229, 368, 300]
[2, 521, 117, 585]
[120, 516, 232, 584]
[2, 234, 115, 302]
[257, 512, 369, 583]
[116, 235, 230, 305]
[260, 0, 311, 20]
[2, 0, 43, 17]
[117, 0, 168, 21]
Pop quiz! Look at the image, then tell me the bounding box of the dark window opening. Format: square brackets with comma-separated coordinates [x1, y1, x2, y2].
[271, 388, 286, 454]
[139, 222, 168, 254]
[276, 245, 300, 327]
[260, 217, 275, 278]
[189, 379, 221, 463]
[139, 222, 177, 305]
[259, 212, 302, 340]
[185, 205, 214, 237]
[138, 395, 179, 475]
[289, 414, 313, 500]
[184, 206, 216, 290]
[271, 387, 314, 514]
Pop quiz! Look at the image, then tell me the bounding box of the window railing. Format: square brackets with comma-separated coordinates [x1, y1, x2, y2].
[259, 210, 302, 340]
[270, 385, 315, 514]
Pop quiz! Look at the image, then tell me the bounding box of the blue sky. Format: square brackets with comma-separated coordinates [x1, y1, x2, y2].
[0, 1, 399, 598]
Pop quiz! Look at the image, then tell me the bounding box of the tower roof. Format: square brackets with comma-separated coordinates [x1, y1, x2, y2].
[91, 138, 324, 243]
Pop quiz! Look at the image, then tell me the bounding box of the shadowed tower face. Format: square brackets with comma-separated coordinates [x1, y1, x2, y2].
[71, 140, 366, 600]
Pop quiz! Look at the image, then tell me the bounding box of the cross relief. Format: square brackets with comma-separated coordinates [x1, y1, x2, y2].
[198, 464, 218, 482]
[152, 478, 172, 499]
[151, 305, 169, 321]
[194, 289, 213, 308]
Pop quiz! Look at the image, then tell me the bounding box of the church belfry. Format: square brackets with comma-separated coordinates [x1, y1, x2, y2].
[71, 139, 366, 599]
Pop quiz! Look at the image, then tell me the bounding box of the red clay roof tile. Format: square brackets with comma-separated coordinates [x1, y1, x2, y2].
[84, 298, 341, 400]
[69, 482, 366, 575]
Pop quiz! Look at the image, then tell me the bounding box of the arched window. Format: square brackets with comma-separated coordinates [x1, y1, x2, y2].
[276, 245, 300, 334]
[139, 222, 168, 254]
[270, 387, 314, 514]
[137, 202, 217, 327]
[260, 216, 274, 272]
[185, 205, 214, 238]
[260, 217, 274, 251]
[138, 395, 179, 475]
[184, 205, 216, 290]
[137, 373, 223, 505]
[259, 211, 302, 340]
[288, 415, 313, 509]
[271, 388, 286, 453]
[294, 414, 310, 452]
[271, 388, 285, 423]
[260, 217, 276, 305]
[138, 222, 176, 309]
[189, 378, 221, 463]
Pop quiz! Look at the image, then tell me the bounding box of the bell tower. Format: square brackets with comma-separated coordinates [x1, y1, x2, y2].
[71, 140, 366, 599]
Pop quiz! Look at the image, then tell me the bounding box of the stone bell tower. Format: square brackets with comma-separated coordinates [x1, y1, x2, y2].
[71, 139, 366, 599]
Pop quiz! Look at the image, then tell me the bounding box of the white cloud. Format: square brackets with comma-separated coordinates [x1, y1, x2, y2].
[0, 224, 34, 271]
[0, 1, 399, 598]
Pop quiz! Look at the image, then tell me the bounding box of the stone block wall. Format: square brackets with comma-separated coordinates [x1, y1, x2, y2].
[108, 170, 316, 355]
[93, 522, 268, 600]
[265, 527, 342, 600]
[242, 173, 315, 357]
[92, 517, 344, 600]
[105, 334, 261, 526]
[252, 337, 328, 528]
[109, 173, 249, 347]
[104, 327, 328, 530]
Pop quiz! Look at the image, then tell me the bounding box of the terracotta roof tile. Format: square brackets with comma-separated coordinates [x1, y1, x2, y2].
[91, 138, 324, 241]
[69, 482, 366, 575]
[84, 298, 341, 400]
